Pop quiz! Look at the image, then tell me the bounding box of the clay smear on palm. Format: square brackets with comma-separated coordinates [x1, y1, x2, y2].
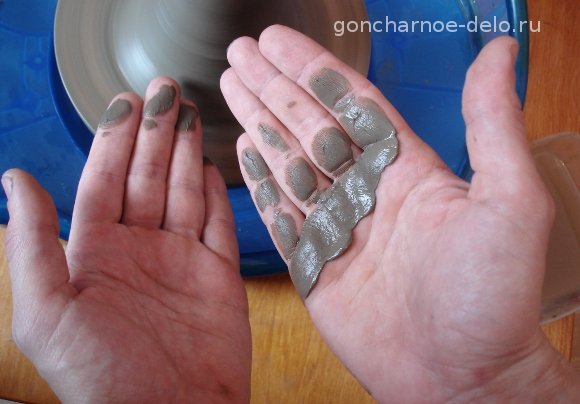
[289, 68, 399, 299]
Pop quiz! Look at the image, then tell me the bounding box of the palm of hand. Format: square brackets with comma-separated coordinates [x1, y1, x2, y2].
[307, 164, 550, 400]
[44, 223, 248, 402]
[223, 27, 554, 401]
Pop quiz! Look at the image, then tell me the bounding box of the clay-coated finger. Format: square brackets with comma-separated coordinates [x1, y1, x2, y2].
[73, 93, 142, 224]
[227, 36, 359, 179]
[163, 101, 205, 238]
[258, 26, 426, 150]
[221, 68, 330, 214]
[257, 25, 448, 227]
[237, 134, 304, 262]
[123, 77, 181, 228]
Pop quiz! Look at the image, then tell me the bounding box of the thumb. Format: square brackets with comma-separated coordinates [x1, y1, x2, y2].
[2, 169, 73, 348]
[462, 36, 542, 203]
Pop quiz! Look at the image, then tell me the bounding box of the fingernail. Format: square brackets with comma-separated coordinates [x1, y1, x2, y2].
[226, 40, 235, 60]
[2, 175, 13, 198]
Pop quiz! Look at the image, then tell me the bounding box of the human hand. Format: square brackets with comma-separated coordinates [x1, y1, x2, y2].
[2, 78, 250, 403]
[222, 26, 580, 401]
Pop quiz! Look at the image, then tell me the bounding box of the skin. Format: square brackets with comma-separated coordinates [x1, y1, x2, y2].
[223, 26, 580, 402]
[4, 26, 580, 403]
[2, 78, 250, 403]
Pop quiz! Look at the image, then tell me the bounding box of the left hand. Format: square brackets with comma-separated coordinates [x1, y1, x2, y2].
[3, 77, 251, 403]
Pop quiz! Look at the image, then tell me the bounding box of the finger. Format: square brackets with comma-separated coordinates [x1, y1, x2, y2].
[237, 134, 304, 262]
[256, 25, 447, 231]
[227, 36, 359, 179]
[73, 93, 142, 225]
[2, 170, 75, 337]
[258, 26, 416, 148]
[221, 68, 330, 214]
[163, 101, 205, 239]
[200, 159, 239, 268]
[123, 77, 181, 228]
[462, 37, 540, 201]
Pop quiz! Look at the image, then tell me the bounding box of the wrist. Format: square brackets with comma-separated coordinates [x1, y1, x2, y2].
[462, 333, 580, 403]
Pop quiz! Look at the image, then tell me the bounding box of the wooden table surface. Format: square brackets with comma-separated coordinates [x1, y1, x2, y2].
[1, 0, 579, 402]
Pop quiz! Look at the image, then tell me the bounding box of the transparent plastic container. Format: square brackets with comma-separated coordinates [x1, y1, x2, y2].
[532, 133, 580, 323]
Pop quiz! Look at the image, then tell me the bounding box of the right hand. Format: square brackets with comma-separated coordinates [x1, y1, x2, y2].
[222, 25, 576, 402]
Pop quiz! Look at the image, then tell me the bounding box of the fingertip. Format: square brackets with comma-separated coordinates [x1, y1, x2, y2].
[147, 76, 181, 93]
[3, 168, 40, 198]
[220, 67, 236, 93]
[3, 169, 57, 226]
[235, 132, 252, 153]
[258, 24, 288, 46]
[226, 36, 258, 65]
[2, 169, 16, 198]
[465, 36, 518, 89]
[486, 35, 518, 59]
[463, 36, 522, 120]
[226, 36, 245, 62]
[175, 100, 200, 133]
[112, 91, 142, 104]
[142, 76, 181, 120]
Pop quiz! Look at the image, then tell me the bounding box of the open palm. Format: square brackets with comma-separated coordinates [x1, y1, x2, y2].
[223, 26, 560, 401]
[4, 79, 250, 403]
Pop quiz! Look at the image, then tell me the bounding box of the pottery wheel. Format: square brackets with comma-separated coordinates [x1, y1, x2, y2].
[54, 0, 370, 184]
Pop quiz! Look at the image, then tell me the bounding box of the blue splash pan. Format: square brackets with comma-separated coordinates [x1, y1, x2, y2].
[0, 0, 528, 276]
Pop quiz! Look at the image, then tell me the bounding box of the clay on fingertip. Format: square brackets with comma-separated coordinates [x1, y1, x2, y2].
[176, 104, 199, 132]
[99, 98, 132, 128]
[255, 178, 280, 212]
[258, 123, 289, 152]
[309, 68, 352, 110]
[271, 210, 299, 260]
[338, 97, 396, 148]
[312, 127, 354, 175]
[144, 84, 177, 117]
[285, 157, 318, 202]
[241, 148, 269, 181]
[143, 119, 158, 130]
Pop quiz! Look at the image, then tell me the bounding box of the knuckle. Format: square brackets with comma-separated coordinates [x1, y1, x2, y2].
[129, 160, 167, 181]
